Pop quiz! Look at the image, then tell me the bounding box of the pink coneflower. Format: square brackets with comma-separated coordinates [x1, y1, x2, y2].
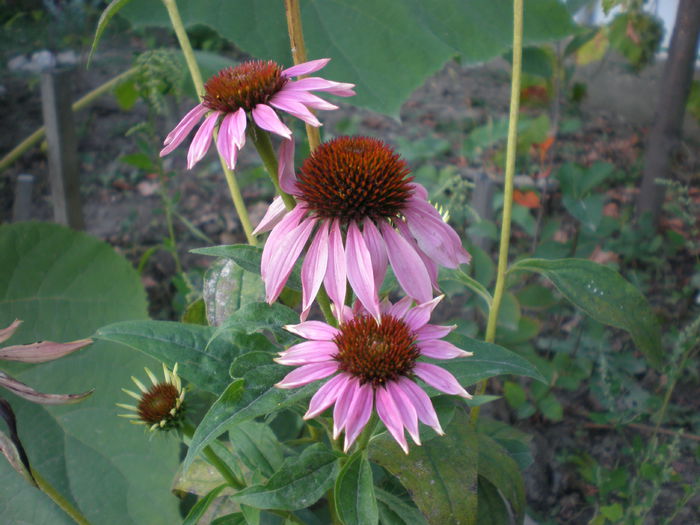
[255, 136, 470, 321]
[160, 58, 354, 170]
[275, 296, 472, 453]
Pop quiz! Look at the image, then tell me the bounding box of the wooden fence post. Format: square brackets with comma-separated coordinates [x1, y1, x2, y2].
[12, 174, 34, 222]
[40, 67, 84, 230]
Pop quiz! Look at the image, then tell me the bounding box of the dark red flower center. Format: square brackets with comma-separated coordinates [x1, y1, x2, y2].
[137, 383, 180, 425]
[296, 137, 414, 224]
[333, 314, 419, 387]
[202, 60, 287, 113]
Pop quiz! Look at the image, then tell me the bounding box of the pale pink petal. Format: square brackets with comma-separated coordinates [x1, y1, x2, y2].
[230, 108, 247, 149]
[284, 320, 340, 341]
[387, 381, 420, 445]
[275, 362, 338, 389]
[216, 112, 237, 169]
[386, 296, 413, 319]
[253, 196, 287, 235]
[264, 217, 316, 303]
[304, 373, 351, 419]
[0, 339, 92, 363]
[402, 296, 444, 332]
[261, 205, 306, 275]
[332, 303, 354, 323]
[418, 340, 472, 360]
[395, 219, 439, 291]
[186, 111, 220, 169]
[0, 319, 21, 344]
[379, 222, 432, 303]
[284, 77, 356, 97]
[397, 377, 444, 435]
[416, 323, 456, 341]
[343, 383, 374, 452]
[408, 182, 428, 200]
[323, 220, 347, 322]
[282, 58, 331, 78]
[251, 104, 292, 139]
[301, 222, 330, 320]
[376, 385, 409, 454]
[346, 221, 380, 321]
[405, 198, 470, 266]
[274, 90, 338, 111]
[362, 219, 388, 291]
[333, 377, 360, 439]
[278, 137, 298, 194]
[414, 363, 471, 399]
[269, 95, 321, 127]
[275, 341, 337, 365]
[160, 104, 207, 155]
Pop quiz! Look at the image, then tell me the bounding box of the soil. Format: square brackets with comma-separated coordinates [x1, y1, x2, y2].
[2, 38, 699, 524]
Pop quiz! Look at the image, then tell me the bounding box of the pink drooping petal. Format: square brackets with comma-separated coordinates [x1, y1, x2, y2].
[261, 205, 306, 276]
[406, 198, 470, 266]
[275, 361, 338, 389]
[415, 323, 456, 341]
[277, 137, 298, 195]
[251, 104, 292, 139]
[395, 219, 439, 291]
[376, 385, 409, 454]
[397, 377, 444, 435]
[269, 95, 321, 127]
[301, 222, 329, 320]
[0, 319, 22, 344]
[230, 107, 247, 149]
[362, 219, 388, 291]
[386, 296, 413, 319]
[275, 340, 337, 365]
[216, 112, 237, 169]
[282, 58, 331, 78]
[402, 296, 444, 332]
[253, 196, 287, 235]
[414, 363, 471, 399]
[379, 222, 432, 303]
[304, 373, 351, 419]
[343, 383, 374, 452]
[323, 220, 347, 322]
[284, 77, 356, 97]
[160, 104, 207, 155]
[275, 90, 338, 111]
[264, 217, 316, 303]
[418, 339, 472, 360]
[346, 221, 380, 321]
[333, 377, 360, 439]
[186, 111, 220, 169]
[284, 320, 340, 341]
[0, 339, 92, 363]
[332, 303, 354, 323]
[386, 381, 420, 445]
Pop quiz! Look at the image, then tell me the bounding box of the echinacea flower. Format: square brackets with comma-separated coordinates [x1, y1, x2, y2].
[118, 363, 185, 432]
[275, 296, 472, 453]
[255, 136, 471, 321]
[160, 58, 354, 170]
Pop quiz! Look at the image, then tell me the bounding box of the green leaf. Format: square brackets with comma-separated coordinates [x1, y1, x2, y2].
[88, 0, 134, 65]
[477, 433, 525, 523]
[335, 451, 378, 525]
[120, 0, 576, 116]
[233, 443, 341, 510]
[433, 333, 545, 391]
[440, 268, 493, 308]
[477, 418, 533, 471]
[183, 353, 318, 472]
[203, 258, 265, 326]
[476, 477, 510, 525]
[95, 320, 245, 394]
[538, 392, 563, 421]
[227, 421, 285, 479]
[183, 483, 228, 525]
[214, 302, 299, 346]
[510, 258, 663, 369]
[369, 410, 478, 525]
[503, 381, 527, 408]
[375, 488, 427, 525]
[0, 222, 179, 524]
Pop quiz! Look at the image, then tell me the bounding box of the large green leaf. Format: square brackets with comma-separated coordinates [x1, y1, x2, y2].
[477, 433, 525, 523]
[368, 410, 478, 525]
[510, 258, 663, 369]
[0, 222, 179, 524]
[335, 451, 378, 525]
[233, 443, 341, 510]
[227, 421, 285, 479]
[375, 488, 427, 525]
[119, 0, 576, 116]
[203, 258, 265, 326]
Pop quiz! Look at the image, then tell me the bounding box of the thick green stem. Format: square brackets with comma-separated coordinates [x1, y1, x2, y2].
[0, 67, 139, 173]
[354, 413, 379, 453]
[32, 468, 91, 525]
[181, 422, 245, 489]
[249, 127, 297, 209]
[161, 0, 256, 245]
[471, 0, 523, 423]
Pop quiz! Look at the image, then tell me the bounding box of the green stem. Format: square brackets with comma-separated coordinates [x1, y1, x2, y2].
[181, 422, 245, 490]
[0, 67, 139, 173]
[353, 413, 378, 453]
[248, 127, 297, 209]
[471, 0, 524, 424]
[32, 468, 91, 525]
[161, 0, 256, 246]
